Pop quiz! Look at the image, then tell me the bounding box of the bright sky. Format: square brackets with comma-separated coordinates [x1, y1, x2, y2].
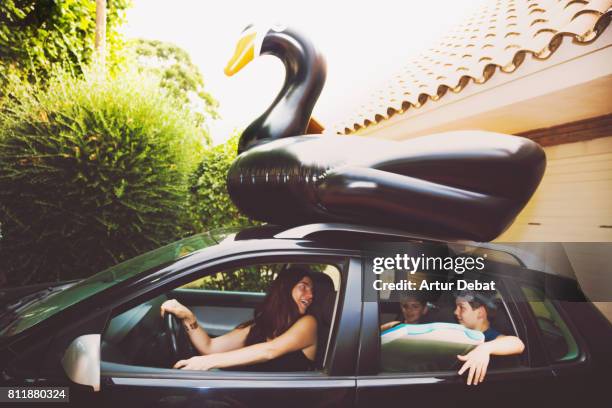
[122, 0, 486, 144]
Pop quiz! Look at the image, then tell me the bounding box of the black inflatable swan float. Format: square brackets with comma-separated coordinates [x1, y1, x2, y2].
[224, 24, 546, 242]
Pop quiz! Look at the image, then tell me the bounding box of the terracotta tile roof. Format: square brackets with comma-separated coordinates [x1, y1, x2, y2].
[335, 0, 612, 135]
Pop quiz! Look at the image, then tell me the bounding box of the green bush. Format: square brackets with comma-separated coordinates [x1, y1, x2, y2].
[187, 133, 257, 232]
[0, 70, 205, 285]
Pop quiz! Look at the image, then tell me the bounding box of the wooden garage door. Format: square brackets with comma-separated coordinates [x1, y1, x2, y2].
[497, 136, 612, 242]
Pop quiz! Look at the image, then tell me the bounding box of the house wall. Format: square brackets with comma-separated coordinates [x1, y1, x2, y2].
[496, 135, 612, 242]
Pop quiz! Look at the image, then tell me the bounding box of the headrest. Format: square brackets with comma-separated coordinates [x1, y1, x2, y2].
[455, 290, 498, 310]
[310, 273, 335, 326]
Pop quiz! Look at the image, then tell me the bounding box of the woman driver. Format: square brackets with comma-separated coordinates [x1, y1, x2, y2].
[160, 267, 317, 371]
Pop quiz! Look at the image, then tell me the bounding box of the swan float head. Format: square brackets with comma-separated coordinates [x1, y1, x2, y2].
[224, 24, 270, 77]
[225, 24, 327, 153]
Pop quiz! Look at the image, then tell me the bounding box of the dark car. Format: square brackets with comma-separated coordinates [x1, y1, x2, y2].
[0, 223, 610, 407]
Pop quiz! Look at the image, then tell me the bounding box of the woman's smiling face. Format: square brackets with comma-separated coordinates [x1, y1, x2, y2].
[292, 276, 314, 314]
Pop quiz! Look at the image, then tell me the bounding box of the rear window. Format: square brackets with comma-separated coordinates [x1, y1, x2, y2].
[448, 243, 523, 267]
[521, 286, 579, 362]
[378, 271, 522, 373]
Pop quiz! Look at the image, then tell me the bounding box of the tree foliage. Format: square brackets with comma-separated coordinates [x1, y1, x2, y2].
[184, 265, 280, 293]
[187, 133, 257, 232]
[0, 0, 130, 89]
[183, 263, 328, 293]
[126, 38, 219, 129]
[0, 1, 252, 286]
[0, 70, 204, 285]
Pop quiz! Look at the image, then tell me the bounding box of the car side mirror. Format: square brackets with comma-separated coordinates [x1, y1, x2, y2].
[61, 334, 100, 392]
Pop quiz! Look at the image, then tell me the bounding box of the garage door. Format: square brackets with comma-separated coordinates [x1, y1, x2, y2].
[497, 135, 612, 242]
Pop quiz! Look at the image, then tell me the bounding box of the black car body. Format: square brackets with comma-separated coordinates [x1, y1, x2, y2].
[1, 223, 610, 407]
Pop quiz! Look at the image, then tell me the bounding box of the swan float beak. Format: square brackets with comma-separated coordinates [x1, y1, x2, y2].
[225, 26, 259, 76]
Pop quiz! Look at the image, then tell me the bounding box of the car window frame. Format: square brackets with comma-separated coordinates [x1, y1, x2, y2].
[100, 250, 359, 381]
[504, 276, 588, 369]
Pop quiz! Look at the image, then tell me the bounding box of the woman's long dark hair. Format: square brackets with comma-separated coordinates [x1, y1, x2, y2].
[240, 266, 313, 346]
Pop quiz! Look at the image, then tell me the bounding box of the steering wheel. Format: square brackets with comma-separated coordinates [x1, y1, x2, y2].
[164, 313, 192, 361]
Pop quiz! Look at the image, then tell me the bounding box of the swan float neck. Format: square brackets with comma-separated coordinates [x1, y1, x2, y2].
[225, 25, 326, 154]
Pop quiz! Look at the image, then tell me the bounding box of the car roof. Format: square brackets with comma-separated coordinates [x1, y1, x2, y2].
[233, 223, 451, 243]
[223, 223, 578, 279]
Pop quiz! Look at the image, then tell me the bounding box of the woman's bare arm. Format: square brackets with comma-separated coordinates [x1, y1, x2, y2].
[161, 299, 249, 355]
[174, 315, 317, 370]
[185, 322, 250, 355]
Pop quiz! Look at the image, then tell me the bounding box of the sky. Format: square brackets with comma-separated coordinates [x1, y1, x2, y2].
[122, 0, 486, 144]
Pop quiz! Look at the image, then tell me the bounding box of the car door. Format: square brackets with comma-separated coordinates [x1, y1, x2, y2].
[509, 273, 611, 406]
[170, 289, 262, 338]
[98, 252, 361, 408]
[355, 256, 558, 408]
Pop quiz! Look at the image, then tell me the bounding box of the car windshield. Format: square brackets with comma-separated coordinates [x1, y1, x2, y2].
[0, 230, 230, 338]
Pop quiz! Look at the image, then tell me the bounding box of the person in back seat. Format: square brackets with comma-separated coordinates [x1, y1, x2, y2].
[454, 290, 525, 385]
[380, 294, 429, 331]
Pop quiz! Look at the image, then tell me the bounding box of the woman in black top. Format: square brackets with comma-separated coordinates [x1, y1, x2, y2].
[160, 267, 317, 371]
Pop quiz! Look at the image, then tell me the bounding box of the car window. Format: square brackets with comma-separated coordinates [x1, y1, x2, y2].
[378, 269, 523, 373]
[181, 263, 337, 293]
[101, 261, 342, 372]
[448, 243, 523, 267]
[0, 231, 226, 339]
[521, 286, 579, 362]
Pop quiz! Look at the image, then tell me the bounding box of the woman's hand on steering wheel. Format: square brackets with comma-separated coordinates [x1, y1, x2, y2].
[160, 299, 196, 325]
[161, 299, 196, 361]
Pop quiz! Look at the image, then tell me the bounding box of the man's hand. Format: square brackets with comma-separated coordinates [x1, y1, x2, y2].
[174, 355, 217, 371]
[457, 343, 491, 385]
